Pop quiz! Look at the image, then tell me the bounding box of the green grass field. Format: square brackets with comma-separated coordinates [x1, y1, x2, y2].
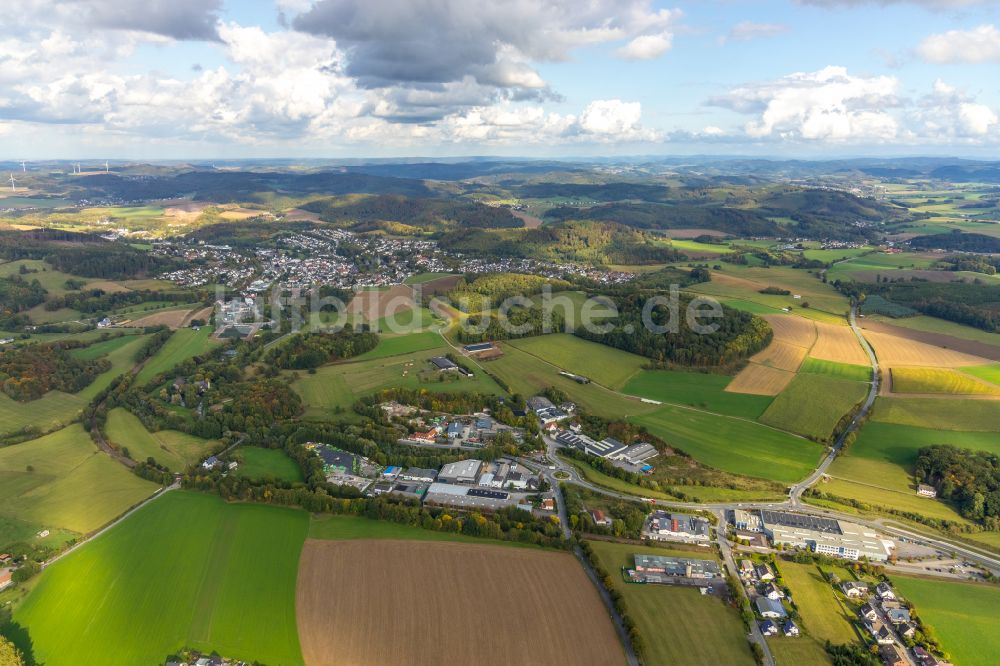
[890, 576, 1000, 666]
[633, 404, 823, 484]
[0, 425, 158, 535]
[507, 334, 647, 390]
[293, 346, 504, 418]
[873, 398, 1000, 431]
[761, 374, 868, 440]
[891, 367, 1000, 396]
[587, 540, 754, 666]
[233, 447, 304, 483]
[105, 408, 217, 472]
[777, 562, 858, 644]
[403, 271, 455, 284]
[354, 329, 443, 360]
[799, 357, 871, 383]
[69, 333, 143, 360]
[623, 369, 773, 419]
[961, 365, 1000, 387]
[134, 327, 219, 386]
[0, 259, 91, 295]
[371, 306, 438, 333]
[11, 492, 307, 666]
[767, 635, 832, 666]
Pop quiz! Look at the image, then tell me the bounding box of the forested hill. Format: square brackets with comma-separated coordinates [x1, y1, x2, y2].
[300, 194, 522, 231]
[574, 292, 772, 368]
[0, 229, 178, 279]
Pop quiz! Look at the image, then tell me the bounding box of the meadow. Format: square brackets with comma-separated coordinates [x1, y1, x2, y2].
[507, 333, 647, 389]
[0, 425, 158, 535]
[961, 364, 1000, 386]
[760, 374, 868, 441]
[11, 492, 307, 666]
[105, 408, 217, 472]
[233, 447, 304, 483]
[633, 404, 823, 484]
[776, 561, 858, 644]
[587, 540, 753, 666]
[872, 398, 1000, 431]
[890, 576, 1000, 666]
[799, 357, 872, 382]
[623, 369, 774, 419]
[293, 345, 504, 418]
[134, 326, 220, 386]
[353, 329, 443, 360]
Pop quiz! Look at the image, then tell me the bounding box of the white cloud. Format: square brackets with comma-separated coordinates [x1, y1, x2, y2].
[917, 24, 1000, 63]
[720, 22, 788, 45]
[914, 79, 999, 137]
[710, 66, 900, 142]
[798, 0, 988, 9]
[616, 33, 673, 60]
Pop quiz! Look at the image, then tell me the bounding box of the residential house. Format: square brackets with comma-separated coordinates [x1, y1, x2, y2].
[0, 568, 12, 591]
[760, 619, 779, 636]
[841, 581, 869, 598]
[876, 582, 897, 601]
[859, 601, 879, 623]
[541, 498, 555, 511]
[590, 510, 613, 527]
[899, 623, 917, 639]
[739, 559, 755, 579]
[879, 644, 907, 666]
[916, 484, 937, 498]
[755, 563, 775, 582]
[914, 647, 954, 666]
[869, 621, 895, 645]
[762, 582, 785, 600]
[886, 608, 911, 625]
[782, 619, 799, 637]
[755, 597, 787, 619]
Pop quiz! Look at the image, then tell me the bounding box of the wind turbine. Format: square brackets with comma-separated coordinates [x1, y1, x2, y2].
[76, 163, 81, 174]
[104, 160, 109, 173]
[9, 173, 17, 192]
[20, 160, 26, 172]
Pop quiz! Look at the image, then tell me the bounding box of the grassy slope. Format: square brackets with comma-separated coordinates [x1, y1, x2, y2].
[890, 576, 1000, 666]
[891, 368, 1000, 396]
[134, 326, 219, 386]
[105, 408, 217, 472]
[234, 447, 304, 483]
[633, 405, 823, 484]
[353, 330, 443, 360]
[0, 425, 158, 534]
[13, 492, 307, 666]
[623, 369, 773, 419]
[588, 540, 754, 666]
[761, 374, 868, 441]
[777, 562, 857, 644]
[873, 398, 1000, 431]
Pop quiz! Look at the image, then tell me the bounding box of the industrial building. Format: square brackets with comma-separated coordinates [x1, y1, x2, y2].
[758, 510, 891, 561]
[632, 554, 721, 579]
[437, 459, 483, 484]
[423, 483, 516, 511]
[642, 511, 711, 544]
[554, 431, 628, 459]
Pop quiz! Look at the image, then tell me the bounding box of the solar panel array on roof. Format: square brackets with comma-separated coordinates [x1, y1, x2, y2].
[759, 510, 841, 534]
[468, 488, 509, 500]
[463, 342, 494, 352]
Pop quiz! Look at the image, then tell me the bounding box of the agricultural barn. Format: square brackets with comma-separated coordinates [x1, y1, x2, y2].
[463, 342, 495, 353]
[429, 356, 458, 371]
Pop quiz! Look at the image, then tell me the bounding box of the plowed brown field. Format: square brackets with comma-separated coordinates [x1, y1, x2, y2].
[347, 284, 416, 321]
[296, 539, 624, 666]
[726, 364, 796, 395]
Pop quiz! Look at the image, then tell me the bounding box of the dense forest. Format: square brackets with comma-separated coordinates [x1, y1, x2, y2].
[301, 194, 521, 232]
[48, 288, 204, 315]
[839, 280, 1000, 332]
[909, 231, 1000, 253]
[447, 272, 571, 312]
[916, 445, 1000, 528]
[265, 329, 379, 369]
[0, 275, 47, 327]
[0, 343, 109, 401]
[439, 220, 684, 265]
[0, 230, 177, 279]
[544, 202, 783, 237]
[574, 292, 772, 367]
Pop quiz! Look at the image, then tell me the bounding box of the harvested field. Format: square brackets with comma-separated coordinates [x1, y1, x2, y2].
[662, 228, 729, 238]
[163, 200, 210, 223]
[511, 210, 543, 228]
[860, 319, 1000, 362]
[863, 329, 992, 367]
[128, 306, 196, 329]
[181, 305, 213, 327]
[284, 208, 322, 222]
[888, 367, 1000, 397]
[811, 321, 868, 365]
[764, 314, 818, 347]
[296, 539, 623, 666]
[726, 363, 795, 396]
[346, 284, 416, 321]
[83, 279, 132, 293]
[750, 340, 807, 371]
[218, 206, 264, 220]
[415, 274, 462, 296]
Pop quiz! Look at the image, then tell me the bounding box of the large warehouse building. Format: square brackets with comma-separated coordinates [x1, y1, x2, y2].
[758, 510, 891, 561]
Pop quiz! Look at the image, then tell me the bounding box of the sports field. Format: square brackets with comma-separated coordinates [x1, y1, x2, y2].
[889, 367, 1000, 396]
[890, 576, 1000, 666]
[761, 374, 868, 441]
[587, 540, 753, 666]
[507, 333, 647, 389]
[293, 346, 505, 417]
[0, 425, 158, 535]
[633, 404, 823, 483]
[12, 492, 307, 666]
[623, 369, 773, 419]
[234, 447, 304, 483]
[105, 408, 217, 472]
[134, 326, 220, 386]
[296, 539, 624, 666]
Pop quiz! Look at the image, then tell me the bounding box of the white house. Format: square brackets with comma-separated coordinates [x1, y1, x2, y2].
[876, 582, 896, 601]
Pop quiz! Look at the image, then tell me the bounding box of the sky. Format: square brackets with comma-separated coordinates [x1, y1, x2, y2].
[1, 0, 999, 159]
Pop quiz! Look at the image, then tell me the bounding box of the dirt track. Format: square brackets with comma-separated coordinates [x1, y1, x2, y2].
[296, 539, 624, 666]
